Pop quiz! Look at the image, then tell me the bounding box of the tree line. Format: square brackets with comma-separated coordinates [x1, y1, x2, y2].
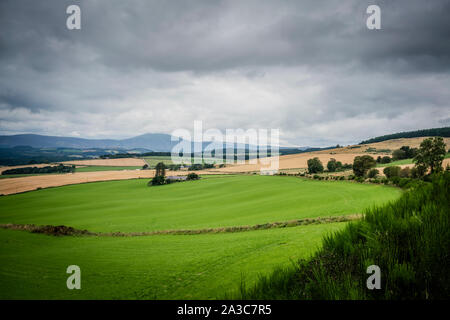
[359, 127, 450, 144]
[2, 164, 75, 175]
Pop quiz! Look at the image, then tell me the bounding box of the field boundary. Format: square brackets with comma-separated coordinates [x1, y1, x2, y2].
[0, 214, 362, 237]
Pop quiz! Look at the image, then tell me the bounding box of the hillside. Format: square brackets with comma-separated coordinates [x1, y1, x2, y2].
[215, 137, 450, 173]
[0, 133, 175, 151]
[359, 127, 450, 144]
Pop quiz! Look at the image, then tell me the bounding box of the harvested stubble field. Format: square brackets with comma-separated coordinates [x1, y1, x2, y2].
[62, 158, 146, 167]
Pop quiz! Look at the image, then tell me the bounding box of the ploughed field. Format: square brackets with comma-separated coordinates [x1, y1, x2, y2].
[0, 175, 401, 299]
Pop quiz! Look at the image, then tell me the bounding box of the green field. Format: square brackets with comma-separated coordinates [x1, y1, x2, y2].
[75, 166, 142, 172]
[0, 223, 346, 299]
[0, 176, 401, 233]
[0, 175, 402, 299]
[142, 156, 174, 166]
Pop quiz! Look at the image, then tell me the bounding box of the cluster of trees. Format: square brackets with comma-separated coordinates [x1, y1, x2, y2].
[352, 155, 377, 177]
[413, 137, 447, 175]
[376, 156, 392, 164]
[188, 163, 215, 170]
[392, 146, 418, 161]
[187, 172, 200, 180]
[307, 157, 352, 174]
[150, 162, 167, 186]
[326, 158, 352, 172]
[306, 137, 447, 183]
[2, 164, 75, 175]
[148, 162, 200, 186]
[353, 137, 447, 179]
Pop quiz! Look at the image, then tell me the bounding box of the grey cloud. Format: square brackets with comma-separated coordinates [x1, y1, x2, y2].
[0, 0, 449, 145]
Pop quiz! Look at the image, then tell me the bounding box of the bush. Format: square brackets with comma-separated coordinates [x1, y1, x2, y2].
[400, 167, 411, 178]
[307, 158, 324, 174]
[353, 155, 376, 177]
[390, 176, 400, 185]
[149, 175, 165, 186]
[383, 166, 401, 178]
[327, 158, 338, 172]
[380, 156, 392, 164]
[367, 168, 379, 178]
[187, 172, 200, 180]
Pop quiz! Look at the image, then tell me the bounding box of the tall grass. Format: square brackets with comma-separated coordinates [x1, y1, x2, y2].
[236, 172, 450, 300]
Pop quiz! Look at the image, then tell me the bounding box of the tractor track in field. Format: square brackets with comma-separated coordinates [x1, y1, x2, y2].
[0, 214, 361, 237]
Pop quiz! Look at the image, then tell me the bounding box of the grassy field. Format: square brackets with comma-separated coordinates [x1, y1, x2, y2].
[0, 175, 403, 299]
[238, 173, 450, 300]
[75, 166, 142, 172]
[0, 176, 402, 233]
[142, 156, 174, 167]
[0, 223, 346, 299]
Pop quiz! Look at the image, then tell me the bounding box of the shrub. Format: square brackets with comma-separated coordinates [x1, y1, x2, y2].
[187, 172, 200, 180]
[392, 149, 407, 161]
[390, 176, 400, 185]
[327, 158, 338, 172]
[149, 175, 165, 186]
[307, 158, 324, 174]
[381, 156, 392, 164]
[400, 167, 411, 178]
[367, 168, 379, 178]
[383, 166, 401, 178]
[353, 155, 376, 177]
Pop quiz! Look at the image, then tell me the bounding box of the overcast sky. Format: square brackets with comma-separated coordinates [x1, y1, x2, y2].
[0, 0, 449, 146]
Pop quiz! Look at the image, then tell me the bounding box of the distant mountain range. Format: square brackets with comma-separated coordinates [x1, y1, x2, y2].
[0, 133, 297, 152]
[0, 133, 183, 152]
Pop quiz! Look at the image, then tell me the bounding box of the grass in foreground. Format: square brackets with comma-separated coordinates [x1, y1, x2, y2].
[237, 172, 450, 299]
[0, 175, 401, 233]
[0, 222, 346, 299]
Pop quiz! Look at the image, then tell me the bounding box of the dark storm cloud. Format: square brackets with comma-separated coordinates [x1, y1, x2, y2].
[0, 0, 449, 144]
